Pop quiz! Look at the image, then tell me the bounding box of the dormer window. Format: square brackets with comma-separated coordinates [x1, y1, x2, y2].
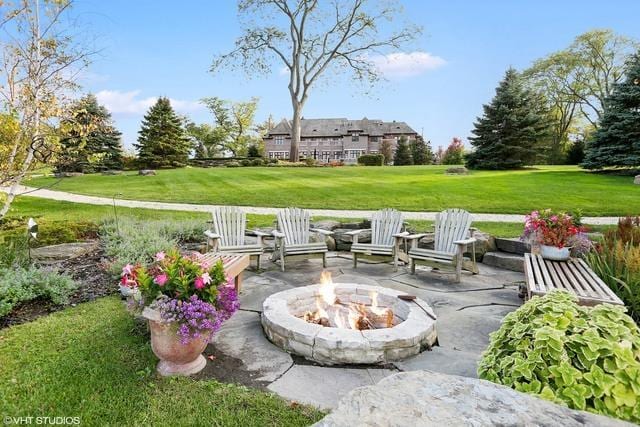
[352, 132, 360, 142]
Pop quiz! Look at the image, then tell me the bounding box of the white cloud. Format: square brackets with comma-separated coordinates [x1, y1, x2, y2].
[369, 51, 446, 78]
[95, 90, 203, 115]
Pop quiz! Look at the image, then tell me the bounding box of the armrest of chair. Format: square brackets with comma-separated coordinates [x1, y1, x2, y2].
[252, 230, 271, 237]
[392, 231, 410, 238]
[310, 228, 334, 236]
[454, 237, 477, 246]
[272, 230, 285, 239]
[204, 230, 221, 240]
[344, 229, 370, 236]
[405, 233, 428, 240]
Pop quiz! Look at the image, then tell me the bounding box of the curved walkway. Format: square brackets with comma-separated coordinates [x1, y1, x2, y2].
[5, 185, 620, 225]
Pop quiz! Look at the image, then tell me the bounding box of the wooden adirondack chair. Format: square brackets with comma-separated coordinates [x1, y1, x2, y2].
[204, 207, 269, 269]
[406, 208, 478, 283]
[347, 209, 408, 271]
[272, 207, 333, 272]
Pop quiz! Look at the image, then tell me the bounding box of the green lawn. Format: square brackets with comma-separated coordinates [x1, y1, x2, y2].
[0, 297, 323, 426]
[29, 165, 640, 216]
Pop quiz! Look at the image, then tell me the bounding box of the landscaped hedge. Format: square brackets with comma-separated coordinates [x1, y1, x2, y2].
[357, 154, 384, 166]
[478, 291, 640, 423]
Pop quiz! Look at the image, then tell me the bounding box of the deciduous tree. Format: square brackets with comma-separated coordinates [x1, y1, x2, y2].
[212, 0, 420, 161]
[201, 97, 259, 156]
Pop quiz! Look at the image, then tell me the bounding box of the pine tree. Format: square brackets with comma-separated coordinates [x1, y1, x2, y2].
[135, 97, 191, 168]
[393, 136, 413, 166]
[410, 135, 432, 165]
[56, 94, 123, 172]
[582, 52, 640, 170]
[466, 68, 552, 170]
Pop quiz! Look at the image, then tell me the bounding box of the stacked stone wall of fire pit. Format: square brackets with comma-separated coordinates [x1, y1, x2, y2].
[261, 284, 437, 365]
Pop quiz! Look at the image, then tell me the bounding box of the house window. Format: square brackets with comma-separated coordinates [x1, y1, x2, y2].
[370, 136, 379, 142]
[274, 136, 285, 145]
[352, 132, 360, 142]
[268, 151, 289, 159]
[322, 151, 331, 161]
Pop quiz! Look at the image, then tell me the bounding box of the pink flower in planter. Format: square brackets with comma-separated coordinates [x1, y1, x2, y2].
[201, 272, 211, 285]
[122, 264, 133, 276]
[155, 251, 166, 262]
[154, 273, 169, 286]
[194, 276, 205, 290]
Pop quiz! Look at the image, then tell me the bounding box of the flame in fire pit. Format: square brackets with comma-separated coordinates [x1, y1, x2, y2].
[303, 271, 395, 330]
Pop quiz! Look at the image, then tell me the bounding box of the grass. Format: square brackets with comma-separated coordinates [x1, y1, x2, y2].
[28, 165, 640, 216]
[0, 297, 324, 426]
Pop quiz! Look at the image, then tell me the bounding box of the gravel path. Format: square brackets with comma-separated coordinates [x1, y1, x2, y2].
[4, 185, 620, 225]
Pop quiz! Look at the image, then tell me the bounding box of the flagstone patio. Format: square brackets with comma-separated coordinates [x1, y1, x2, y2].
[209, 252, 525, 409]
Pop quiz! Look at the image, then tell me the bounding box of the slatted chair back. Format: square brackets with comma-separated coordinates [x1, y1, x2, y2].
[211, 207, 246, 247]
[277, 207, 311, 246]
[370, 209, 404, 246]
[434, 209, 473, 254]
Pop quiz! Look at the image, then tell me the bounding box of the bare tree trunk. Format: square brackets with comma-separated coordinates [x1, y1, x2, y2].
[290, 101, 301, 162]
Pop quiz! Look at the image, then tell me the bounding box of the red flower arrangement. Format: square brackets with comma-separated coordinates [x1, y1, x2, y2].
[522, 209, 583, 249]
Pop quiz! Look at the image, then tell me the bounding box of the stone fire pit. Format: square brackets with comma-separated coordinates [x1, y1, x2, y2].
[261, 281, 437, 365]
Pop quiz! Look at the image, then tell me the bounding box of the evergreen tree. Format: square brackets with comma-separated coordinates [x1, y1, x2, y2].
[393, 136, 413, 166]
[466, 68, 551, 170]
[565, 139, 585, 164]
[56, 94, 123, 172]
[379, 139, 393, 165]
[135, 97, 191, 168]
[410, 135, 433, 165]
[247, 144, 261, 157]
[582, 52, 640, 170]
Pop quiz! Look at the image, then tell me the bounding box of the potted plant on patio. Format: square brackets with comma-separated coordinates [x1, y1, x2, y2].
[522, 209, 583, 261]
[121, 249, 239, 376]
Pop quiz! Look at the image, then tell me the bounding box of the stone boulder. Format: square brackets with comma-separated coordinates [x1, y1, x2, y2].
[138, 169, 156, 176]
[634, 175, 640, 185]
[31, 241, 99, 264]
[445, 166, 469, 175]
[333, 228, 371, 251]
[54, 172, 83, 178]
[101, 169, 123, 175]
[315, 370, 630, 427]
[311, 220, 342, 231]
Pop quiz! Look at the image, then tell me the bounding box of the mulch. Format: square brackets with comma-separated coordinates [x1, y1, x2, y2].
[0, 245, 117, 329]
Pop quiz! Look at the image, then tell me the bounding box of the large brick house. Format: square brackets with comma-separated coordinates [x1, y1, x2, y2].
[263, 117, 418, 163]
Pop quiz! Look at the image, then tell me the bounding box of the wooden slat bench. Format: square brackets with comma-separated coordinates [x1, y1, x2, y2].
[523, 253, 624, 306]
[200, 253, 250, 293]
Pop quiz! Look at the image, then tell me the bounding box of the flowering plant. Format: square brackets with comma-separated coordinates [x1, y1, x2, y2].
[522, 209, 584, 249]
[120, 249, 239, 343]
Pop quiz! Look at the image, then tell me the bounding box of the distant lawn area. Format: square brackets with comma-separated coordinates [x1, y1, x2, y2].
[29, 165, 639, 216]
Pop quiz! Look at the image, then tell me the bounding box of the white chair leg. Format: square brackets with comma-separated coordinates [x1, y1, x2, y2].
[353, 253, 358, 268]
[322, 252, 327, 268]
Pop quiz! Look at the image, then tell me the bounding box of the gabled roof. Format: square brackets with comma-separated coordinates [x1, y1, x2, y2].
[267, 118, 417, 137]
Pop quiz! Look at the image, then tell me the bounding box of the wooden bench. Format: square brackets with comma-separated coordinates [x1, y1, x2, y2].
[523, 253, 623, 306]
[200, 253, 250, 293]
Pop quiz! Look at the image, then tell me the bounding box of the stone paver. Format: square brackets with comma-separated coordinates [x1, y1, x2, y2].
[212, 311, 292, 382]
[3, 185, 620, 225]
[395, 347, 481, 378]
[267, 365, 397, 410]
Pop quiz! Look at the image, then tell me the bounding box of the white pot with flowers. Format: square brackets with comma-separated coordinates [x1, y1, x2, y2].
[120, 249, 239, 376]
[522, 210, 587, 261]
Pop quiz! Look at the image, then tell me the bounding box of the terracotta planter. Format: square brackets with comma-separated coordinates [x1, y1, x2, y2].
[142, 307, 208, 376]
[540, 244, 571, 261]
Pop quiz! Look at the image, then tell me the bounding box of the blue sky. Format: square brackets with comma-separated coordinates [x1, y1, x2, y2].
[73, 0, 640, 150]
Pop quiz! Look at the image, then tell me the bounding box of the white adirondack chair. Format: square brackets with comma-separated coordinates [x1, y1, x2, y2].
[406, 208, 478, 283]
[272, 207, 333, 272]
[347, 209, 408, 271]
[204, 207, 269, 269]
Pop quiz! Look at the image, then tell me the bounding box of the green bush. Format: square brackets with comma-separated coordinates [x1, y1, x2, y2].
[587, 217, 640, 323]
[225, 161, 241, 168]
[0, 217, 98, 247]
[357, 154, 384, 166]
[251, 158, 264, 166]
[0, 266, 77, 317]
[100, 218, 205, 275]
[478, 291, 640, 423]
[240, 159, 252, 167]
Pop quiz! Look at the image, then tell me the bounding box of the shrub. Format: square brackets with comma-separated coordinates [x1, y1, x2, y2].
[357, 154, 384, 166]
[240, 159, 252, 167]
[587, 217, 640, 322]
[478, 291, 640, 423]
[303, 158, 316, 167]
[225, 161, 241, 168]
[0, 266, 77, 317]
[0, 218, 98, 247]
[100, 218, 205, 275]
[251, 158, 264, 166]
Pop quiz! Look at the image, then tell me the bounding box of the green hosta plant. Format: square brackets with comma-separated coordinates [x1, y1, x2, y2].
[478, 291, 640, 423]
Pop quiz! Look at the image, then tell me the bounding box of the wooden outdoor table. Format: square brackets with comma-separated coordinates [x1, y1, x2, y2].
[523, 253, 623, 306]
[200, 252, 250, 293]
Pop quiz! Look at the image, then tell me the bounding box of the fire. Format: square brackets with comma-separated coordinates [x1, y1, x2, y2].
[302, 271, 395, 331]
